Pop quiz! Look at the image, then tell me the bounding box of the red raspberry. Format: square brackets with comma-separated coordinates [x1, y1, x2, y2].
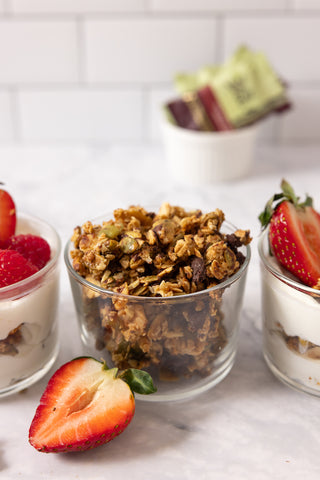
[0, 249, 39, 287]
[6, 234, 51, 270]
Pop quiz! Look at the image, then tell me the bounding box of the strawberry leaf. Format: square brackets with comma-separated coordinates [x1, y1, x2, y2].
[281, 179, 299, 205]
[300, 194, 313, 208]
[120, 369, 157, 395]
[259, 179, 314, 230]
[258, 193, 284, 229]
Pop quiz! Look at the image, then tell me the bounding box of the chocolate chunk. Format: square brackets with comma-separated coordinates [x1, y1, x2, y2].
[191, 256, 206, 284]
[187, 311, 206, 333]
[226, 234, 246, 265]
[236, 251, 245, 265]
[226, 233, 242, 252]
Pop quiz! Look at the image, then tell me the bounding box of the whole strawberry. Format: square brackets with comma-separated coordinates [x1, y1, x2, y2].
[0, 185, 16, 247]
[29, 357, 156, 453]
[0, 249, 39, 287]
[259, 179, 320, 289]
[6, 234, 51, 270]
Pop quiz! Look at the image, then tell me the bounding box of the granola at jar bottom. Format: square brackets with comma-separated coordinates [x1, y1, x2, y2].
[70, 203, 251, 379]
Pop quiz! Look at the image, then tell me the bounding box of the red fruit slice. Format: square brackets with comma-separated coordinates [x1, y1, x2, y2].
[29, 357, 156, 453]
[0, 188, 16, 247]
[6, 234, 51, 270]
[259, 179, 320, 289]
[270, 201, 320, 288]
[0, 249, 38, 287]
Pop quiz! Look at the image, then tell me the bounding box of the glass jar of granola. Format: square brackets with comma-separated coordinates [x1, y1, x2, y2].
[65, 204, 251, 401]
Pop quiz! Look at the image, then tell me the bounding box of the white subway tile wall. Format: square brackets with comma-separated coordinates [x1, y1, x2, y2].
[11, 0, 146, 14]
[148, 87, 176, 141]
[0, 91, 14, 141]
[85, 19, 217, 84]
[150, 0, 289, 13]
[0, 1, 319, 145]
[0, 20, 78, 84]
[19, 89, 143, 142]
[223, 17, 320, 83]
[279, 88, 320, 143]
[293, 0, 320, 10]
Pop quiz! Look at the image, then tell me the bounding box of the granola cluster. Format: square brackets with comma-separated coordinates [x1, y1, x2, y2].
[70, 203, 251, 378]
[277, 324, 320, 360]
[0, 325, 23, 356]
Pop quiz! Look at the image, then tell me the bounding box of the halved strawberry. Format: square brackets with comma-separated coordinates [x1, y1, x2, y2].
[0, 249, 38, 287]
[0, 186, 16, 248]
[29, 357, 156, 453]
[259, 179, 320, 289]
[6, 234, 51, 270]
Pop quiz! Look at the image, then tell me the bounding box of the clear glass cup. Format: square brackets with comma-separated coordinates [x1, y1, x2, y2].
[259, 228, 320, 397]
[65, 219, 250, 402]
[0, 214, 61, 397]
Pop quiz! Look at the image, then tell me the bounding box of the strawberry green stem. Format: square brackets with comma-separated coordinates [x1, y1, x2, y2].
[259, 179, 313, 230]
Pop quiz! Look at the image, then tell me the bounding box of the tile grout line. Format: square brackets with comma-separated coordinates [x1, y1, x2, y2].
[215, 13, 224, 63]
[2, 0, 11, 15]
[76, 16, 86, 84]
[3, 11, 320, 21]
[1, 80, 320, 90]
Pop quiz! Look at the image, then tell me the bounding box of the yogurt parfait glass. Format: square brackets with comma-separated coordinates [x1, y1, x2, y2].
[0, 214, 61, 398]
[259, 228, 320, 396]
[65, 218, 251, 402]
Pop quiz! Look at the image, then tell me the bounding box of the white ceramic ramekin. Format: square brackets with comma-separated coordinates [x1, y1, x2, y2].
[162, 120, 258, 185]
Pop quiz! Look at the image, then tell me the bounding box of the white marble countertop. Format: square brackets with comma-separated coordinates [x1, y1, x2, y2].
[1, 143, 320, 479]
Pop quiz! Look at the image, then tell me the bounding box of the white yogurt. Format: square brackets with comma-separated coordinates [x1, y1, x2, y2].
[0, 214, 60, 396]
[260, 239, 320, 395]
[0, 274, 59, 389]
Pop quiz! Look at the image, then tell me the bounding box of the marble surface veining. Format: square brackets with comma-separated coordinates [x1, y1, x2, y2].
[0, 143, 320, 479]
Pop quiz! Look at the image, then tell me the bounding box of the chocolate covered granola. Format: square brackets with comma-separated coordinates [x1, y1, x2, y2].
[70, 203, 251, 379]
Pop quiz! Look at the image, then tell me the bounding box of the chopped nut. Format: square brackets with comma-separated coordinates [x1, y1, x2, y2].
[100, 224, 123, 239]
[119, 236, 139, 254]
[153, 219, 177, 245]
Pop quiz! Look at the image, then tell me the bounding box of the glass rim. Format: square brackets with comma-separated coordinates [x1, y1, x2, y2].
[258, 227, 320, 297]
[0, 212, 61, 298]
[64, 218, 251, 302]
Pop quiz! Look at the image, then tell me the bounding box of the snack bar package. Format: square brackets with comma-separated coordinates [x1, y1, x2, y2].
[165, 46, 291, 131]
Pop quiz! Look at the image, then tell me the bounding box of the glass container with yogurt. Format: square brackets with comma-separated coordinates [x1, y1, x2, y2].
[0, 214, 61, 397]
[259, 228, 320, 396]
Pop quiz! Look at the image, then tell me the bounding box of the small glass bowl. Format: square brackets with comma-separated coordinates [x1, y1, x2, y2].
[259, 229, 320, 397]
[65, 217, 250, 402]
[0, 214, 61, 398]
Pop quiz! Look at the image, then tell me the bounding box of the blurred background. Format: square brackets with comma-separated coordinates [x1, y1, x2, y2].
[0, 0, 319, 148]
